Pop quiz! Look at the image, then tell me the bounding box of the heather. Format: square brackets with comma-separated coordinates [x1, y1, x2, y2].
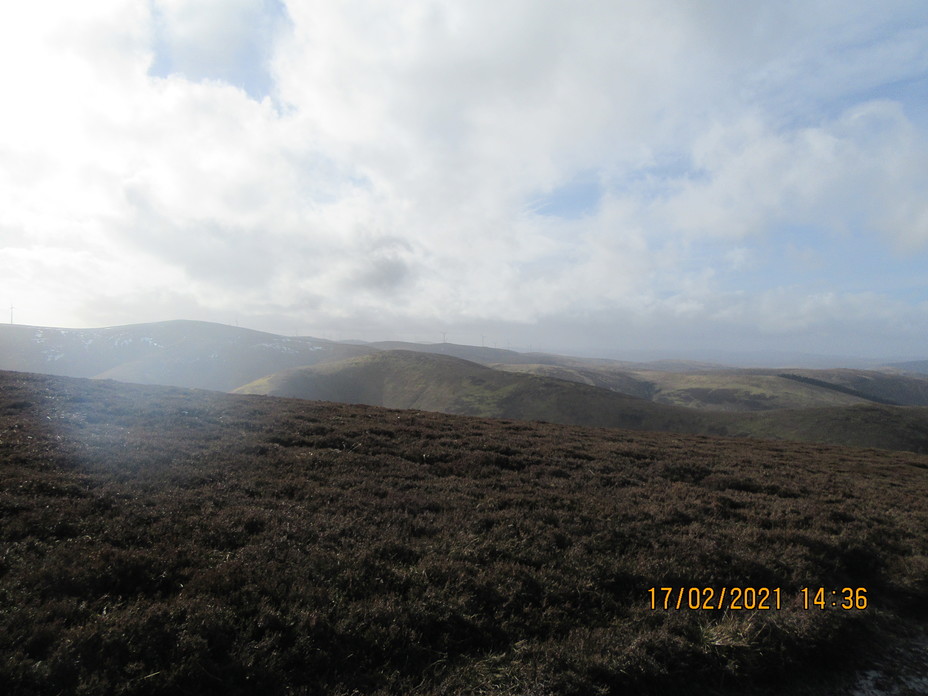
[1, 371, 926, 695]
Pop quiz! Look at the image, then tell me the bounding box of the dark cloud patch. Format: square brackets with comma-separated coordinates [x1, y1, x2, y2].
[347, 235, 417, 295]
[357, 256, 411, 293]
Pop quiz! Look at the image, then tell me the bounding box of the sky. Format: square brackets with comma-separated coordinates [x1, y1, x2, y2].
[2, 1, 928, 362]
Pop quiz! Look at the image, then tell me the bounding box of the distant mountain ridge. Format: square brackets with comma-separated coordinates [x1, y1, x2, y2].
[889, 360, 928, 375]
[0, 320, 374, 391]
[4, 320, 928, 453]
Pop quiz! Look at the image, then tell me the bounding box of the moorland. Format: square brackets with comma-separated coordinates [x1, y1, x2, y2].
[1, 370, 927, 695]
[4, 320, 928, 455]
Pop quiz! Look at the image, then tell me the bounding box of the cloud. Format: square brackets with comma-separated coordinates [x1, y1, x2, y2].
[149, 0, 290, 100]
[650, 101, 928, 245]
[1, 1, 927, 358]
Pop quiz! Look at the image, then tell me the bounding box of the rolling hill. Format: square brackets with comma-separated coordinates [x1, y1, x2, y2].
[364, 339, 560, 366]
[490, 362, 660, 399]
[236, 350, 928, 454]
[2, 370, 926, 695]
[0, 320, 373, 391]
[234, 349, 726, 433]
[770, 368, 928, 406]
[496, 363, 928, 410]
[5, 321, 928, 453]
[888, 359, 928, 375]
[6, 320, 928, 409]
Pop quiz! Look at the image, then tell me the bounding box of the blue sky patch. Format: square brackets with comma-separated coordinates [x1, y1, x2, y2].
[528, 172, 602, 220]
[147, 0, 290, 102]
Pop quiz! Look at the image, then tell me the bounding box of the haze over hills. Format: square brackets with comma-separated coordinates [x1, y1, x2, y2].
[607, 348, 901, 370]
[4, 320, 928, 453]
[0, 320, 375, 392]
[889, 360, 928, 376]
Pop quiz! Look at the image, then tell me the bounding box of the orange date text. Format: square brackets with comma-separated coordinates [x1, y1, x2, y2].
[647, 586, 782, 610]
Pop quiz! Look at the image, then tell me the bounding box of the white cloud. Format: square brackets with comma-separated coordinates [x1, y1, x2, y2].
[150, 0, 288, 99]
[1, 0, 927, 358]
[600, 100, 928, 257]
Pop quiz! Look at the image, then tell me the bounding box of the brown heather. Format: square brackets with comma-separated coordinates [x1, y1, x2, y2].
[0, 371, 926, 695]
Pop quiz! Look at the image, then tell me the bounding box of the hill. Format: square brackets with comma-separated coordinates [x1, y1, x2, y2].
[0, 320, 373, 391]
[731, 404, 928, 454]
[772, 368, 928, 407]
[497, 363, 928, 410]
[234, 350, 727, 433]
[6, 321, 928, 412]
[887, 359, 928, 376]
[365, 340, 558, 366]
[1, 370, 926, 695]
[5, 322, 928, 454]
[490, 362, 660, 399]
[236, 350, 928, 454]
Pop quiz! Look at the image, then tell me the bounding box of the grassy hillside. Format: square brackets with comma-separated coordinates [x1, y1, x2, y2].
[6, 322, 928, 457]
[236, 351, 928, 454]
[234, 350, 725, 433]
[1, 370, 927, 695]
[631, 371, 872, 410]
[775, 368, 928, 406]
[237, 350, 500, 413]
[492, 363, 659, 399]
[366, 340, 556, 366]
[7, 321, 928, 415]
[497, 363, 928, 410]
[732, 404, 928, 454]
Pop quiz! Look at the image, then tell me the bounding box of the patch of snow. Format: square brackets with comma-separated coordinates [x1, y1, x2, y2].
[257, 337, 326, 352]
[256, 341, 300, 354]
